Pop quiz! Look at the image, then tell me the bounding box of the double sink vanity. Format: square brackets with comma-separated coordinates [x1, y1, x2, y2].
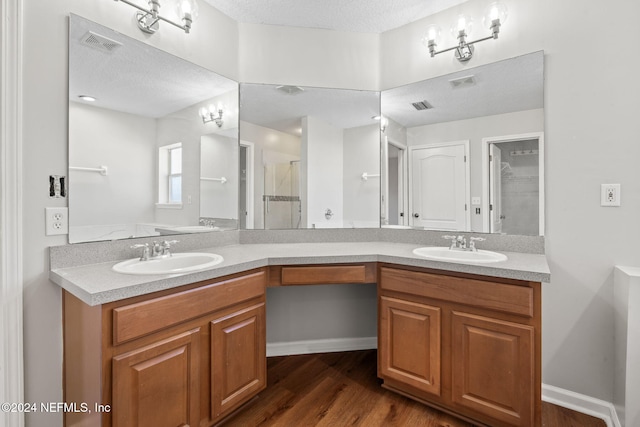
[60, 12, 549, 427]
[51, 230, 549, 427]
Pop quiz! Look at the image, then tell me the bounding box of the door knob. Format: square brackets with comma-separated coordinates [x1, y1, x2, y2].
[413, 213, 420, 218]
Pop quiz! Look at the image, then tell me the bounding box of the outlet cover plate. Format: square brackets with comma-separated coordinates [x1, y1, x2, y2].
[45, 207, 69, 235]
[601, 184, 621, 207]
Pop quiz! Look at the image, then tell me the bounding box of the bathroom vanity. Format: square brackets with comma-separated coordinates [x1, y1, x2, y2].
[53, 237, 548, 427]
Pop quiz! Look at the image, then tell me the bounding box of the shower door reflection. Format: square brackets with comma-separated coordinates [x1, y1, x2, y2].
[488, 135, 543, 236]
[263, 161, 301, 229]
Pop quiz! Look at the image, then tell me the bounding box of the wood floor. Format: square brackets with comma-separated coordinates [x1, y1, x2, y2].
[224, 350, 606, 427]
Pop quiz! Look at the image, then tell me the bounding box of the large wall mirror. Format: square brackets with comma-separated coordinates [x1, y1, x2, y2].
[381, 51, 544, 235]
[239, 84, 381, 229]
[68, 14, 239, 243]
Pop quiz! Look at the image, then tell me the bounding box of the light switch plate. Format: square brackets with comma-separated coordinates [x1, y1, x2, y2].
[471, 197, 481, 205]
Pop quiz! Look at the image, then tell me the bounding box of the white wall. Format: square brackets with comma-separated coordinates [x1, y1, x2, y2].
[343, 124, 381, 227]
[407, 109, 543, 232]
[20, 1, 239, 425]
[239, 23, 380, 90]
[302, 116, 344, 228]
[68, 102, 156, 230]
[381, 0, 640, 404]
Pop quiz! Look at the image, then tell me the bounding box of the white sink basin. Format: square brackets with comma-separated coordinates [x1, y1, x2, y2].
[412, 246, 507, 263]
[112, 252, 224, 275]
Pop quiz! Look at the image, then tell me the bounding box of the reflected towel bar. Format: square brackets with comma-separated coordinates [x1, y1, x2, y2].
[70, 166, 108, 176]
[200, 176, 227, 184]
[361, 172, 380, 181]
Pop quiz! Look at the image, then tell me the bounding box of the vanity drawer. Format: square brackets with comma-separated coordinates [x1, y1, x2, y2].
[112, 270, 266, 345]
[379, 267, 534, 318]
[271, 263, 377, 286]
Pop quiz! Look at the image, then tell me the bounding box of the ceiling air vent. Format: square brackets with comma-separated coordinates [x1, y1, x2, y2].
[80, 31, 123, 53]
[448, 75, 476, 89]
[411, 100, 433, 111]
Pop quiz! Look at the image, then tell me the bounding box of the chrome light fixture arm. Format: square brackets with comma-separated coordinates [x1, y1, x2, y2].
[200, 108, 224, 127]
[429, 19, 501, 62]
[114, 0, 195, 34]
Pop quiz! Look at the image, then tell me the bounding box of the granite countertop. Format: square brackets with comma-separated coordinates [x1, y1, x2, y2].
[50, 241, 550, 306]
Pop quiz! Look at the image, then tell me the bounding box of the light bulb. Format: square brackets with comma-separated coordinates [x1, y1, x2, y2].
[176, 0, 199, 21]
[422, 24, 442, 46]
[451, 14, 473, 37]
[483, 2, 508, 28]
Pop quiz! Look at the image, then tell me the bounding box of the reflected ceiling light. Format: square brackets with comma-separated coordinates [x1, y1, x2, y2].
[114, 0, 199, 34]
[78, 95, 97, 102]
[422, 1, 507, 62]
[199, 104, 224, 127]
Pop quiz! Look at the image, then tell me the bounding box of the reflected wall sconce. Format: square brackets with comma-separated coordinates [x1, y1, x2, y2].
[373, 115, 388, 132]
[423, 1, 507, 62]
[199, 105, 224, 127]
[114, 0, 199, 34]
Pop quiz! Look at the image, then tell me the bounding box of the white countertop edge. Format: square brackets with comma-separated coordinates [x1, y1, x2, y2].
[50, 242, 550, 306]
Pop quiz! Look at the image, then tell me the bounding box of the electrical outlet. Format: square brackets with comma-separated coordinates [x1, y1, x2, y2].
[45, 207, 69, 235]
[601, 184, 621, 207]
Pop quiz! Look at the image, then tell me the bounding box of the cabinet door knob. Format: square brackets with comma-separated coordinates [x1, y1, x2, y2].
[413, 213, 420, 218]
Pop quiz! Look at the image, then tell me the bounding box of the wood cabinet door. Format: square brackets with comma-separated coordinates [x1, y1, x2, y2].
[451, 311, 534, 426]
[211, 302, 266, 419]
[379, 296, 441, 396]
[112, 328, 201, 427]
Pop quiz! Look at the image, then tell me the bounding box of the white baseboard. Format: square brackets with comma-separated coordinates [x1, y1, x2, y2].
[542, 384, 621, 427]
[266, 337, 377, 357]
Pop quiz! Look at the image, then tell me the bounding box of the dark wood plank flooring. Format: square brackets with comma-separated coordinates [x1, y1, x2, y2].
[224, 350, 606, 427]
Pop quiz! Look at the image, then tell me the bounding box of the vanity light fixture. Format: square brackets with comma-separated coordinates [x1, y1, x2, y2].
[199, 105, 224, 127]
[114, 0, 199, 34]
[423, 1, 507, 62]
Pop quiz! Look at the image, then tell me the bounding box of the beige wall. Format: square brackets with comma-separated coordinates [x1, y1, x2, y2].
[19, 1, 640, 426]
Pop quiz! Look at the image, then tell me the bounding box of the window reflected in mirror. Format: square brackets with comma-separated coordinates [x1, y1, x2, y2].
[68, 14, 239, 243]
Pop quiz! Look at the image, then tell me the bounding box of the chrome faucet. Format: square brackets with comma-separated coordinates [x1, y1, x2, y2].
[442, 235, 485, 252]
[131, 240, 179, 261]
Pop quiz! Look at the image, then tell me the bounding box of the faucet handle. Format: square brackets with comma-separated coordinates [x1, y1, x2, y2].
[130, 243, 150, 260]
[468, 236, 485, 251]
[161, 240, 179, 256]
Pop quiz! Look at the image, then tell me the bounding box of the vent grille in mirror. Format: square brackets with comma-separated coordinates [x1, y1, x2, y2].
[80, 31, 123, 53]
[411, 100, 433, 111]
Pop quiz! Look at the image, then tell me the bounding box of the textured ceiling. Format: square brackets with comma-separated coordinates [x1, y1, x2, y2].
[69, 15, 237, 118]
[202, 0, 469, 33]
[240, 85, 380, 135]
[382, 51, 544, 128]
